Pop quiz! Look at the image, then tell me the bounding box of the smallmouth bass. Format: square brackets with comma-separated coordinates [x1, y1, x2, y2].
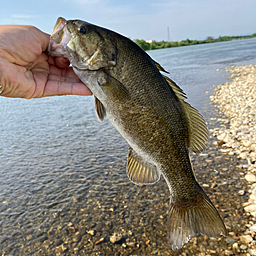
[47, 17, 227, 250]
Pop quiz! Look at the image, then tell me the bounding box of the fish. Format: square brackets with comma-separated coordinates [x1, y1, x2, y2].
[47, 17, 227, 250]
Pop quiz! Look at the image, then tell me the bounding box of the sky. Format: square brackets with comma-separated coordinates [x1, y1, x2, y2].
[0, 0, 256, 42]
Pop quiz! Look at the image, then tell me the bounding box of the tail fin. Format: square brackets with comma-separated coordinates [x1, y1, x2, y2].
[167, 188, 227, 251]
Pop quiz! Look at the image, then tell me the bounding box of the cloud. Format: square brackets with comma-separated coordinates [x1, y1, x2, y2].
[73, 0, 106, 5]
[10, 14, 36, 19]
[71, 0, 136, 29]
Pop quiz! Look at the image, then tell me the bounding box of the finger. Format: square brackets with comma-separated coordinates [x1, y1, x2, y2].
[43, 80, 92, 97]
[34, 28, 50, 52]
[48, 74, 81, 83]
[49, 65, 80, 79]
[48, 56, 70, 68]
[55, 57, 70, 68]
[0, 59, 35, 98]
[47, 56, 55, 65]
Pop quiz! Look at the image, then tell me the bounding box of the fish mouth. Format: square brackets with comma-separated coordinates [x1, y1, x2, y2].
[47, 17, 72, 58]
[47, 17, 94, 71]
[47, 17, 115, 72]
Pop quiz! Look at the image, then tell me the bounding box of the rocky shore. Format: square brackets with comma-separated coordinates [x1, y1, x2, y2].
[210, 64, 256, 255]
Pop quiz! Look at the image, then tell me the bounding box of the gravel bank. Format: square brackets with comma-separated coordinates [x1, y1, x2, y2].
[210, 64, 256, 255]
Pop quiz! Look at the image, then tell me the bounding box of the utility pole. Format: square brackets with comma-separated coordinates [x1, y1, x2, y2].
[167, 26, 170, 41]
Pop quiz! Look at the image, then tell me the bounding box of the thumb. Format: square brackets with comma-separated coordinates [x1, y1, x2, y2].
[32, 27, 51, 52]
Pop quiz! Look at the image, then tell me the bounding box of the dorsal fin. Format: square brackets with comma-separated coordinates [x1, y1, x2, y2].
[127, 147, 160, 185]
[163, 75, 208, 153]
[153, 61, 169, 73]
[163, 75, 187, 100]
[182, 102, 208, 153]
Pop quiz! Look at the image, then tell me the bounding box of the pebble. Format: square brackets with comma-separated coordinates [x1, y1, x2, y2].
[68, 227, 75, 233]
[239, 234, 252, 244]
[126, 241, 136, 247]
[243, 141, 252, 147]
[217, 132, 228, 143]
[225, 249, 233, 255]
[245, 173, 256, 182]
[249, 224, 256, 232]
[87, 230, 95, 236]
[128, 230, 133, 236]
[240, 244, 248, 250]
[240, 152, 248, 160]
[219, 149, 230, 154]
[232, 242, 239, 249]
[238, 190, 245, 195]
[26, 235, 33, 241]
[249, 249, 256, 256]
[250, 190, 256, 200]
[110, 234, 122, 244]
[245, 204, 256, 213]
[61, 244, 68, 252]
[251, 212, 256, 217]
[226, 237, 236, 244]
[95, 237, 104, 245]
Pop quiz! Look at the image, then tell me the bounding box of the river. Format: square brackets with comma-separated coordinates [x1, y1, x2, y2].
[1, 38, 256, 255]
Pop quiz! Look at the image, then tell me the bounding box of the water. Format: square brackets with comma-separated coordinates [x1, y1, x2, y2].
[148, 38, 256, 119]
[0, 38, 256, 255]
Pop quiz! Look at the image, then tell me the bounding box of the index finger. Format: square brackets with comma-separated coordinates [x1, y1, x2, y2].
[49, 65, 80, 80]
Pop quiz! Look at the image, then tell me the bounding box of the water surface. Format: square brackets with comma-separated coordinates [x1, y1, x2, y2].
[1, 38, 256, 255]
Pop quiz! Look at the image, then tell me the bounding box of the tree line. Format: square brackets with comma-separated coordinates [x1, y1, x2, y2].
[134, 33, 256, 51]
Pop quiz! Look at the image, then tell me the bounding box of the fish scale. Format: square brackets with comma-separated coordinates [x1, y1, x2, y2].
[47, 17, 227, 251]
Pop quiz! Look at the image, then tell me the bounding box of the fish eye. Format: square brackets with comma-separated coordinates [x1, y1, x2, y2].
[77, 26, 87, 35]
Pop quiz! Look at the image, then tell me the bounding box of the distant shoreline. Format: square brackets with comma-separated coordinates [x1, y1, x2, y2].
[134, 33, 256, 51]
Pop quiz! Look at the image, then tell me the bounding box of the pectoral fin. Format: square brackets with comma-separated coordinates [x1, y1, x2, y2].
[126, 147, 160, 185]
[95, 96, 106, 122]
[98, 72, 130, 101]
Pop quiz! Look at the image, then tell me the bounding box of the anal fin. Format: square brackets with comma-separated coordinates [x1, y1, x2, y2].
[127, 147, 160, 185]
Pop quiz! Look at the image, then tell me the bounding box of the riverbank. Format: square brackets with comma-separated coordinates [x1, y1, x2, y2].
[134, 34, 256, 51]
[210, 64, 256, 255]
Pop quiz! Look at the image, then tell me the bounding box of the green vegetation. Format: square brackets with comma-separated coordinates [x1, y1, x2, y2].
[134, 33, 256, 51]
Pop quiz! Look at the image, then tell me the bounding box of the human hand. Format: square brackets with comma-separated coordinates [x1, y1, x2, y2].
[0, 25, 92, 98]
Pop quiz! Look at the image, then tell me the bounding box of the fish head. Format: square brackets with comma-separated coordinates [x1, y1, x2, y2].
[48, 17, 117, 71]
